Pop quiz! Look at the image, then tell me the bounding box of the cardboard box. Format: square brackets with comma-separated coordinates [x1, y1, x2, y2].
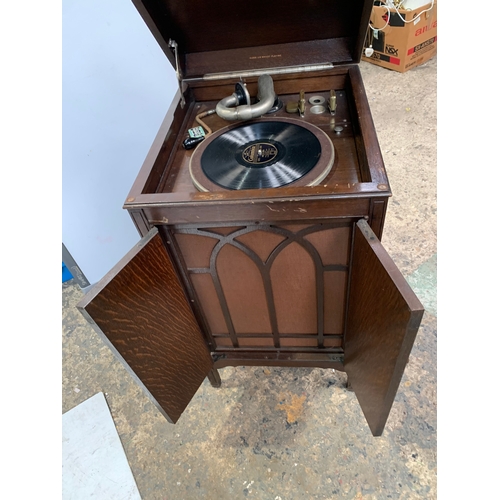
[362, 1, 437, 72]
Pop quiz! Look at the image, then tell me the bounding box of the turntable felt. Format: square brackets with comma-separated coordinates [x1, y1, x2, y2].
[189, 117, 335, 192]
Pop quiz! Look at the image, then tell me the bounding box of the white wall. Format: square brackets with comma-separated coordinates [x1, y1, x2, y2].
[62, 0, 178, 285]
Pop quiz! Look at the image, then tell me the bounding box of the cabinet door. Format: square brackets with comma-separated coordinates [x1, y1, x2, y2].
[77, 228, 213, 423]
[344, 219, 424, 436]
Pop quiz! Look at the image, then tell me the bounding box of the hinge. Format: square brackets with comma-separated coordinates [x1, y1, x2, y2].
[328, 354, 344, 363]
[168, 39, 186, 108]
[211, 353, 226, 363]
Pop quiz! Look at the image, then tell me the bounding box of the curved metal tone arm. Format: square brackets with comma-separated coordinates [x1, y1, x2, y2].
[215, 74, 276, 121]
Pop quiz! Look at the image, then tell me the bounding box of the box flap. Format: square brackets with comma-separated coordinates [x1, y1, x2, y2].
[132, 0, 373, 79]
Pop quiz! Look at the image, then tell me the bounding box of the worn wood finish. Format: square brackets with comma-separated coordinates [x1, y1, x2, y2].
[122, 67, 391, 250]
[185, 39, 353, 79]
[344, 220, 424, 436]
[77, 229, 213, 423]
[347, 67, 388, 187]
[123, 68, 391, 238]
[133, 0, 372, 77]
[142, 198, 372, 226]
[126, 91, 194, 202]
[75, 0, 425, 437]
[159, 88, 357, 194]
[213, 351, 345, 370]
[128, 209, 152, 238]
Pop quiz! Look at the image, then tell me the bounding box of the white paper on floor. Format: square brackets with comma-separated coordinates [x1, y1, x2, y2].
[62, 392, 141, 499]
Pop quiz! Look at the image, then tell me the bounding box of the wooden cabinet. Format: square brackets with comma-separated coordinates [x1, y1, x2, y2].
[77, 0, 424, 436]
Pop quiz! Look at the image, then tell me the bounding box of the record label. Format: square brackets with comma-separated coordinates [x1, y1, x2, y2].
[242, 142, 278, 165]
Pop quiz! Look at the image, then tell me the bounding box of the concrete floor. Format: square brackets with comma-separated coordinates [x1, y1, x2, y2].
[62, 57, 437, 499]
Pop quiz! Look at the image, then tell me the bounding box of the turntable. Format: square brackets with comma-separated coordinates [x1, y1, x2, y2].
[78, 0, 424, 436]
[189, 117, 335, 191]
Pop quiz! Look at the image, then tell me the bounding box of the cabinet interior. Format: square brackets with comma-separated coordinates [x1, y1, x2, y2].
[167, 220, 354, 352]
[140, 69, 373, 198]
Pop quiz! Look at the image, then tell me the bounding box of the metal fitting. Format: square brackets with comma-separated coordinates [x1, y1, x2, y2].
[216, 74, 276, 121]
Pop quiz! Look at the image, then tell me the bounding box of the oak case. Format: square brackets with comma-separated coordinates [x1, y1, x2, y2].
[77, 0, 424, 436]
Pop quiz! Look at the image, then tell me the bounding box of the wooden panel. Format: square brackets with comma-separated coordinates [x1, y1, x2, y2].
[175, 233, 218, 268]
[214, 351, 344, 370]
[238, 338, 274, 347]
[271, 242, 316, 334]
[344, 220, 424, 436]
[142, 197, 372, 225]
[77, 229, 213, 424]
[214, 337, 233, 347]
[125, 91, 193, 198]
[304, 226, 351, 266]
[128, 209, 151, 238]
[214, 335, 340, 348]
[324, 337, 343, 348]
[185, 39, 353, 78]
[278, 224, 313, 233]
[134, 0, 371, 76]
[347, 67, 389, 187]
[217, 244, 272, 333]
[205, 226, 245, 236]
[190, 273, 228, 334]
[369, 199, 388, 240]
[324, 271, 348, 334]
[280, 338, 318, 347]
[235, 230, 286, 263]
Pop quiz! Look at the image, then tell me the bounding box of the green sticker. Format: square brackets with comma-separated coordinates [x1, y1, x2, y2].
[188, 126, 205, 138]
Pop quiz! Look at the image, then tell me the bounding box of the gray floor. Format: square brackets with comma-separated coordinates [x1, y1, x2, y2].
[62, 57, 437, 500]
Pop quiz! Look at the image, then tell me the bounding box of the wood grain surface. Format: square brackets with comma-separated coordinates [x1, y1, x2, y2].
[77, 229, 213, 423]
[122, 67, 391, 232]
[344, 220, 424, 436]
[133, 0, 371, 77]
[160, 90, 360, 196]
[271, 242, 317, 334]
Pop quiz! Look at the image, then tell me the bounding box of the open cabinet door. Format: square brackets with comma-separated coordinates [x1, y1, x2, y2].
[344, 219, 424, 436]
[77, 228, 213, 423]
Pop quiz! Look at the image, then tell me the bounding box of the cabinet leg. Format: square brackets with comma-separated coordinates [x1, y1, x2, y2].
[346, 376, 354, 392]
[207, 368, 221, 388]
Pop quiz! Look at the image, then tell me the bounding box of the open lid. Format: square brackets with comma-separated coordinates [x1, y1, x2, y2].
[132, 0, 373, 79]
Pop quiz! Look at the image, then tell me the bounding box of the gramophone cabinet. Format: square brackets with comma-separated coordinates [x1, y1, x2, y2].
[78, 0, 424, 436]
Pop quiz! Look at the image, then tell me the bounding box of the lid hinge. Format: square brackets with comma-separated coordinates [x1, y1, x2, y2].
[168, 39, 186, 108]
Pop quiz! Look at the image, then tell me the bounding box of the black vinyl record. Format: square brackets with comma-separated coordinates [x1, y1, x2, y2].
[200, 121, 322, 190]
